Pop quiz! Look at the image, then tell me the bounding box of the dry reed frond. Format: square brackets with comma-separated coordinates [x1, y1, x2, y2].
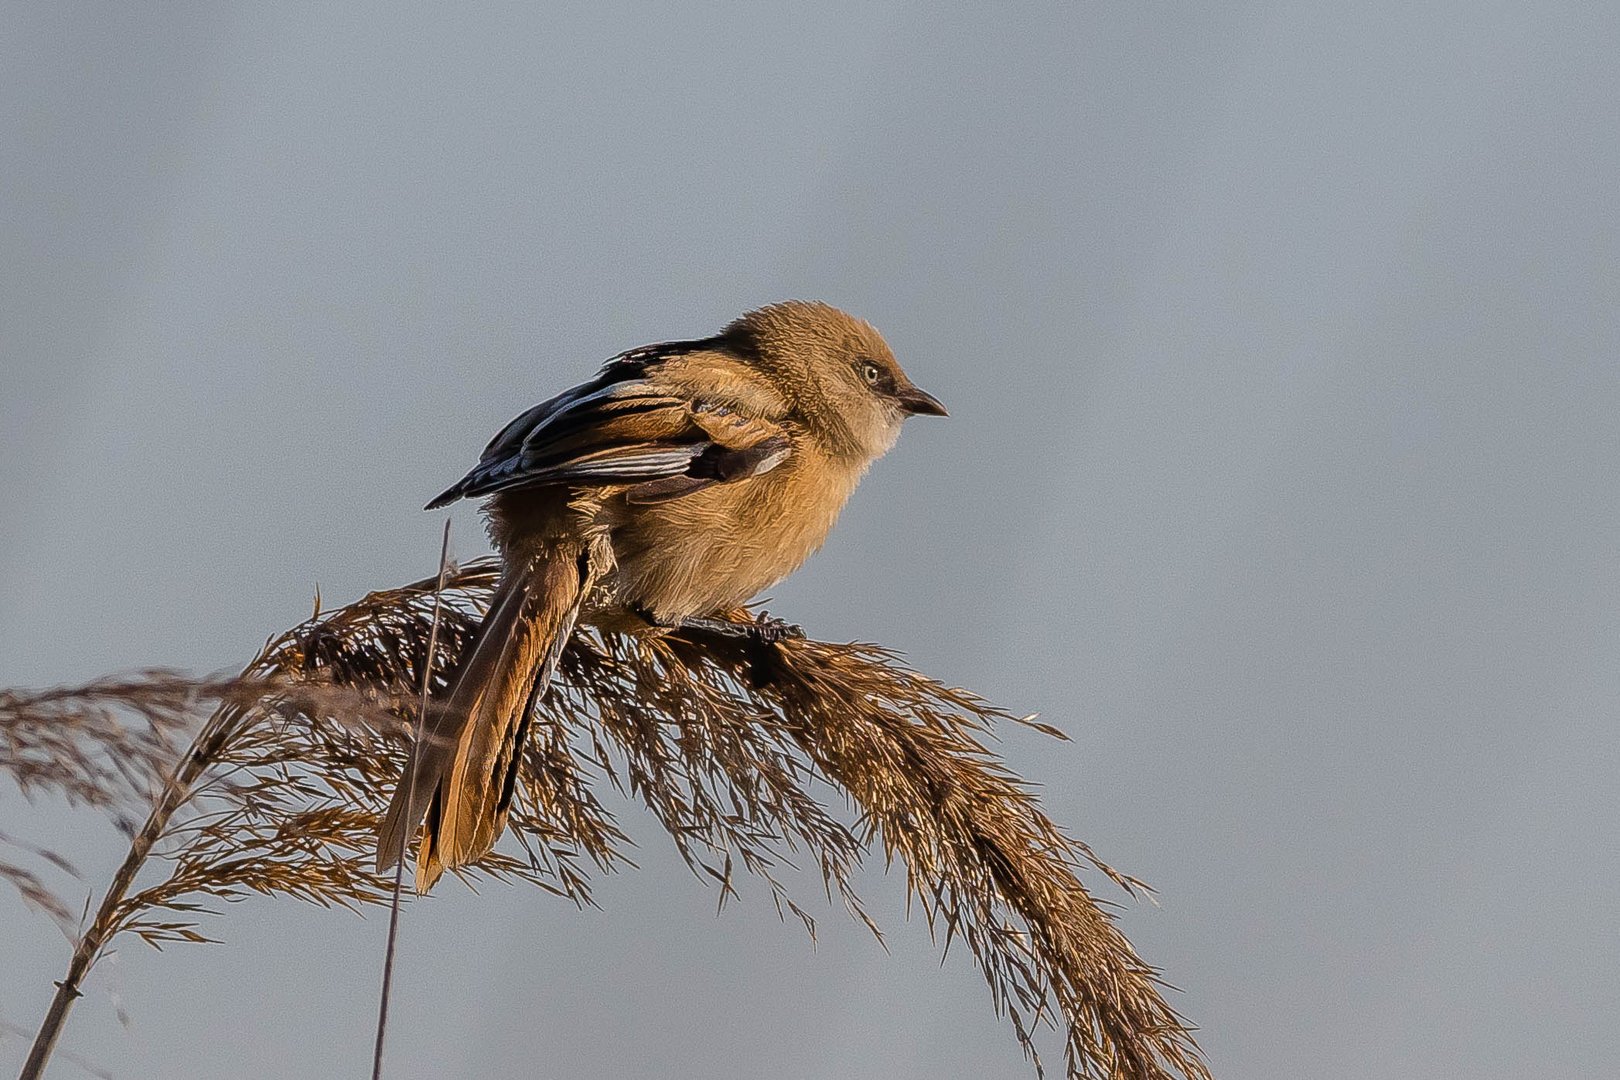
[10, 558, 1207, 1080]
[1, 672, 196, 826]
[2, 673, 196, 929]
[0, 829, 80, 932]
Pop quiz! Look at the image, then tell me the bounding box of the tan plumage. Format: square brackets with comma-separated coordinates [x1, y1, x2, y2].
[376, 300, 946, 890]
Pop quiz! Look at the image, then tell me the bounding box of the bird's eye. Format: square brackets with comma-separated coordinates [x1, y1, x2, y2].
[858, 360, 882, 385]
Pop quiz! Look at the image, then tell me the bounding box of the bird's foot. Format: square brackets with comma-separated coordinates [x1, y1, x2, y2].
[746, 610, 805, 644]
[639, 606, 804, 645]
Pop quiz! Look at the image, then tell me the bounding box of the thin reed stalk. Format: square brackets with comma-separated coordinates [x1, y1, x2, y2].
[371, 521, 451, 1080]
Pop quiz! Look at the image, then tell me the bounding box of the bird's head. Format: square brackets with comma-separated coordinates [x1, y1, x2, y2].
[723, 300, 946, 463]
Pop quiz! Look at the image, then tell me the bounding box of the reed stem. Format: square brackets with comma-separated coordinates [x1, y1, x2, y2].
[21, 734, 223, 1080]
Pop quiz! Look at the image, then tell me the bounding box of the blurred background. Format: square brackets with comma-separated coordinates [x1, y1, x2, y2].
[3, 2, 1617, 1077]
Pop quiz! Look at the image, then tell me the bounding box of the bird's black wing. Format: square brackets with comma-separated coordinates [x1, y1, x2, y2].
[426, 340, 790, 509]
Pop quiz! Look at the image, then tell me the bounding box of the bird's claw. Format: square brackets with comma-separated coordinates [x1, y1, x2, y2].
[751, 611, 805, 644]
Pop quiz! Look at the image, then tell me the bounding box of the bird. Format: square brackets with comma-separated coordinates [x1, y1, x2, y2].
[375, 300, 947, 891]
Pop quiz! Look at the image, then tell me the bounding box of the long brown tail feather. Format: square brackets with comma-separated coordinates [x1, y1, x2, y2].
[375, 548, 590, 891]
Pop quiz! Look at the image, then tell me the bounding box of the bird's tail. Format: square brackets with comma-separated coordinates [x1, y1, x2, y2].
[375, 545, 591, 892]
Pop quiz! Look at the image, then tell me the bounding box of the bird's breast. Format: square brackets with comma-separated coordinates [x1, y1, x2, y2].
[604, 453, 861, 620]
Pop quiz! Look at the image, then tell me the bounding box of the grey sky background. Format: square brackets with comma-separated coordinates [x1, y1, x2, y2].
[3, 2, 1618, 1078]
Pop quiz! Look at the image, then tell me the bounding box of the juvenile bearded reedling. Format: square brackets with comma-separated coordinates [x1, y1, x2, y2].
[376, 300, 947, 891]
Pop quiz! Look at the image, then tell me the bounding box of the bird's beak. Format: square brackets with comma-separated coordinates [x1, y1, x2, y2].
[895, 385, 948, 417]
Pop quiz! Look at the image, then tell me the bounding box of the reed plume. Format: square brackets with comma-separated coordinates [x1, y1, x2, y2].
[5, 558, 1208, 1080]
